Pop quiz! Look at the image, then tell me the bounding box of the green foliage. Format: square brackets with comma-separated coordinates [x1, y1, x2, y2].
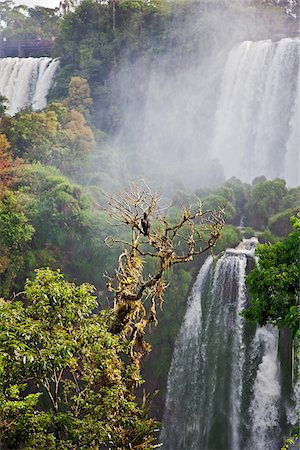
[243, 215, 300, 334]
[214, 224, 242, 254]
[252, 175, 267, 186]
[203, 193, 236, 222]
[267, 187, 300, 236]
[27, 6, 59, 38]
[0, 95, 8, 117]
[66, 76, 93, 117]
[243, 226, 256, 239]
[51, 0, 173, 130]
[16, 164, 85, 243]
[0, 268, 158, 449]
[244, 214, 300, 448]
[222, 177, 251, 224]
[14, 163, 115, 290]
[3, 99, 95, 178]
[0, 191, 34, 296]
[246, 178, 287, 230]
[268, 208, 298, 237]
[7, 109, 58, 161]
[280, 187, 300, 210]
[0, 1, 59, 41]
[257, 228, 277, 244]
[281, 430, 300, 450]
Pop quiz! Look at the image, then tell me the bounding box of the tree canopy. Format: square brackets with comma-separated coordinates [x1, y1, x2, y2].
[0, 268, 158, 449]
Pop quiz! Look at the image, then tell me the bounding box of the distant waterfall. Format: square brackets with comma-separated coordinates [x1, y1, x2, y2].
[161, 239, 294, 450]
[212, 38, 300, 186]
[0, 57, 59, 115]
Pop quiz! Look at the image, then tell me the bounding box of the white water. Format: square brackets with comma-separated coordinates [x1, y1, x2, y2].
[230, 253, 247, 450]
[212, 38, 300, 186]
[110, 37, 300, 190]
[247, 327, 281, 450]
[0, 57, 59, 115]
[161, 239, 295, 450]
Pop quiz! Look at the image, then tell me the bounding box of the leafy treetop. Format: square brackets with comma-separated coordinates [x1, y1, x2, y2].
[0, 268, 158, 449]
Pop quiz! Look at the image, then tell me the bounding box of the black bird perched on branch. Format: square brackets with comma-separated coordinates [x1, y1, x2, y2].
[141, 212, 150, 236]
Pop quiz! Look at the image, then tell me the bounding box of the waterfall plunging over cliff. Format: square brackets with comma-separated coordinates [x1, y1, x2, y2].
[113, 37, 299, 189]
[212, 38, 300, 186]
[0, 57, 59, 115]
[161, 239, 295, 450]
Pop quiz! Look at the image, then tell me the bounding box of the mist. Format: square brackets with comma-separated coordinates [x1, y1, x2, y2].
[92, 0, 299, 193]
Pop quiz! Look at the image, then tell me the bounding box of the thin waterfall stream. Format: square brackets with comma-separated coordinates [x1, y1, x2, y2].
[161, 239, 296, 450]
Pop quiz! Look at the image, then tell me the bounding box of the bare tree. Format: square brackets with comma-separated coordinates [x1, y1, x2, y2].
[103, 181, 225, 387]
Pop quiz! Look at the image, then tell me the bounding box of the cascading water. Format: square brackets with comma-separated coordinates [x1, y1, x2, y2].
[0, 57, 59, 115]
[161, 239, 295, 450]
[212, 38, 300, 186]
[247, 327, 281, 450]
[113, 37, 299, 190]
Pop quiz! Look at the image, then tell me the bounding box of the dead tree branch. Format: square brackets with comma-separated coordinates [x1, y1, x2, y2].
[103, 182, 225, 388]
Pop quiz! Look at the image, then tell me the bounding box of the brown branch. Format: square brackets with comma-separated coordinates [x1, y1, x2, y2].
[102, 181, 225, 382]
[42, 377, 57, 413]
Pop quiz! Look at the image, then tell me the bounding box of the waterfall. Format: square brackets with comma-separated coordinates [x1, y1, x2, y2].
[212, 38, 300, 186]
[112, 37, 299, 190]
[0, 57, 59, 115]
[161, 238, 294, 450]
[248, 327, 281, 450]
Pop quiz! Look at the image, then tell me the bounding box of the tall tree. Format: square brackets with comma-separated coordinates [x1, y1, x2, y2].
[66, 77, 93, 117]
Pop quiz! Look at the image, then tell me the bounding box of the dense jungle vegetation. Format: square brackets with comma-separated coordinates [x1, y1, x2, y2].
[0, 0, 299, 448]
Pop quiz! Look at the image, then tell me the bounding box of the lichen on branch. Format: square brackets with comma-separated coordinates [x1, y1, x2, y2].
[102, 181, 225, 385]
